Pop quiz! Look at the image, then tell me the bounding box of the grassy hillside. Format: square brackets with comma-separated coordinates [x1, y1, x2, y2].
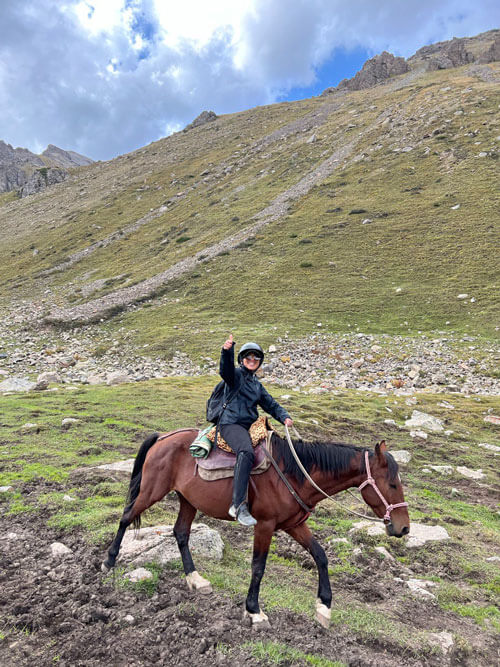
[0, 58, 499, 356]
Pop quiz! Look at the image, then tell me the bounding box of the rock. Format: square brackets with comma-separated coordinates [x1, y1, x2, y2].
[97, 459, 135, 474]
[21, 422, 39, 433]
[350, 521, 449, 548]
[428, 631, 454, 654]
[457, 293, 469, 299]
[33, 380, 49, 391]
[37, 371, 61, 384]
[478, 34, 500, 63]
[184, 110, 217, 132]
[456, 466, 485, 480]
[50, 542, 73, 558]
[405, 410, 444, 432]
[0, 486, 13, 493]
[391, 450, 411, 464]
[426, 38, 473, 70]
[62, 417, 80, 429]
[406, 578, 437, 600]
[63, 494, 75, 501]
[0, 377, 37, 392]
[374, 546, 395, 561]
[486, 556, 500, 562]
[123, 614, 136, 625]
[484, 415, 500, 425]
[428, 465, 453, 475]
[410, 430, 428, 439]
[125, 567, 153, 583]
[330, 51, 410, 93]
[268, 345, 277, 353]
[106, 371, 129, 385]
[118, 523, 224, 566]
[478, 442, 500, 454]
[18, 167, 68, 198]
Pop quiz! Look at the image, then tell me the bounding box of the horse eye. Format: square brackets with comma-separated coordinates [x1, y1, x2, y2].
[390, 483, 397, 489]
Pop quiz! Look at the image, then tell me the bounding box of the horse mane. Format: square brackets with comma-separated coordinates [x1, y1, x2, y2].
[270, 433, 399, 486]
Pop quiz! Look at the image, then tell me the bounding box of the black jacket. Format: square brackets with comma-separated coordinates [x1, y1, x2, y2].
[218, 344, 290, 429]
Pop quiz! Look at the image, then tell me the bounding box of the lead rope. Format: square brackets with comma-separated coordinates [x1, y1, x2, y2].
[284, 424, 384, 523]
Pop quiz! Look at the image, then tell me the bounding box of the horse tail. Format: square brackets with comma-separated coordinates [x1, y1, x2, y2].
[126, 432, 159, 530]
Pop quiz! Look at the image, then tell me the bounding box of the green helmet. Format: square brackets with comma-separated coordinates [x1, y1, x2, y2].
[238, 342, 264, 367]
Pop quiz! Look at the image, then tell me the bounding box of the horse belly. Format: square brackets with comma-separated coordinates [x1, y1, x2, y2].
[177, 475, 234, 520]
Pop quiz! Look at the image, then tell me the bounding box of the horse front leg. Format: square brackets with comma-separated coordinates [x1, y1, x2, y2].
[174, 492, 212, 594]
[286, 523, 332, 628]
[245, 521, 274, 625]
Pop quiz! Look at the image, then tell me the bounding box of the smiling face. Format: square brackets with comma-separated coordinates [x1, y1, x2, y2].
[242, 353, 261, 372]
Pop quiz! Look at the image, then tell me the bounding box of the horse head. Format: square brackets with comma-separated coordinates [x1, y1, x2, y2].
[359, 441, 410, 538]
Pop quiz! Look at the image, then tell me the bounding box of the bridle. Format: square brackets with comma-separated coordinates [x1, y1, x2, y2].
[283, 425, 408, 524]
[358, 450, 408, 523]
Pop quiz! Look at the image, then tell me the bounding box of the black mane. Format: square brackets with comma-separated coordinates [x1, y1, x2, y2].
[270, 433, 399, 486]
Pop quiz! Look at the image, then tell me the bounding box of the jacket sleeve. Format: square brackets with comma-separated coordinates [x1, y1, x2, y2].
[258, 385, 290, 424]
[219, 344, 236, 387]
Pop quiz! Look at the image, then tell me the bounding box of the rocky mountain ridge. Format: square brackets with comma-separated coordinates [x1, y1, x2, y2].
[0, 140, 92, 196]
[323, 29, 500, 94]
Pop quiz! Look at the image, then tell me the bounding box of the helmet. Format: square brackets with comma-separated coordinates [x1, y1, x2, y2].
[238, 342, 264, 368]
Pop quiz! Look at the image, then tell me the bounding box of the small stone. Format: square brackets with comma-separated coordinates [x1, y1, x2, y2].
[391, 450, 411, 464]
[428, 631, 454, 654]
[478, 442, 500, 454]
[21, 423, 39, 433]
[268, 345, 277, 353]
[63, 494, 75, 501]
[484, 415, 500, 425]
[62, 417, 80, 429]
[50, 542, 73, 558]
[457, 293, 469, 299]
[486, 556, 500, 562]
[374, 546, 395, 561]
[405, 410, 444, 433]
[125, 567, 153, 583]
[123, 614, 136, 625]
[410, 430, 428, 439]
[450, 204, 460, 210]
[429, 465, 454, 475]
[0, 486, 13, 493]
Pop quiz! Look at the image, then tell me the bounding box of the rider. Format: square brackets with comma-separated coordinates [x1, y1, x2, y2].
[219, 334, 293, 526]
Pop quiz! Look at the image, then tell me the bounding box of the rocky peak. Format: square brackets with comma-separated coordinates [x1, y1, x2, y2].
[183, 110, 217, 132]
[323, 52, 410, 95]
[0, 140, 92, 195]
[41, 144, 93, 168]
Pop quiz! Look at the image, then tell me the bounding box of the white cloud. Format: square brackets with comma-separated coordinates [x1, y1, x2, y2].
[0, 0, 498, 160]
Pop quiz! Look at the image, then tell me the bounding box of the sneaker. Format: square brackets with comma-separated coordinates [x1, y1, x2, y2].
[229, 503, 257, 526]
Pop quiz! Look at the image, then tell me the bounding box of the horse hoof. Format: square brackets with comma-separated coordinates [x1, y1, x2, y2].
[101, 561, 112, 573]
[315, 599, 331, 628]
[186, 571, 212, 594]
[244, 610, 269, 626]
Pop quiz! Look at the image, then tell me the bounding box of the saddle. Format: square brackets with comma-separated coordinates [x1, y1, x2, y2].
[196, 438, 271, 481]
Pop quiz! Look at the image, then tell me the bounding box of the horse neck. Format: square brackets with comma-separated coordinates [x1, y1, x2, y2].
[301, 453, 365, 505]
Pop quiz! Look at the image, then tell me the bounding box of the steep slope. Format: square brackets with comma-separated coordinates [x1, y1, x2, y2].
[0, 34, 499, 359]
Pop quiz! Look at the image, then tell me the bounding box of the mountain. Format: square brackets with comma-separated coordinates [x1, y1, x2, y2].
[0, 141, 93, 196]
[0, 30, 498, 362]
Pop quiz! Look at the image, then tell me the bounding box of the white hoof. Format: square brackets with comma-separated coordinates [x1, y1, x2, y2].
[315, 599, 331, 628]
[186, 571, 212, 594]
[244, 609, 269, 624]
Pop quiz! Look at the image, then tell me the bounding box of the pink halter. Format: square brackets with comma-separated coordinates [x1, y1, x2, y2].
[358, 451, 408, 523]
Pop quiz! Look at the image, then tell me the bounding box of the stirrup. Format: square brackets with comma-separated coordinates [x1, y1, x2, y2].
[229, 503, 257, 526]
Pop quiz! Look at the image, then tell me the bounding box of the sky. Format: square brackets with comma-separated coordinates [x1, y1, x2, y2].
[1, 1, 499, 161]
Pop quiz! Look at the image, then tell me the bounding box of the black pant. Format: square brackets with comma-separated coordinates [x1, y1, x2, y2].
[219, 424, 254, 508]
[219, 424, 255, 463]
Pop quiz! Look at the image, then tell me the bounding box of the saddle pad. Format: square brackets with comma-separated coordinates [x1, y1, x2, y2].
[197, 442, 271, 481]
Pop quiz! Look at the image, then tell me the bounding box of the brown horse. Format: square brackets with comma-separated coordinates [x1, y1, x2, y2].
[103, 429, 410, 627]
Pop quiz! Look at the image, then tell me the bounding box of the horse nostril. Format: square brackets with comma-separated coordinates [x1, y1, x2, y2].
[401, 526, 409, 536]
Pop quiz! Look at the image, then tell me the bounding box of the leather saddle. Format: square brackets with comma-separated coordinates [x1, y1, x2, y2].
[196, 441, 270, 481]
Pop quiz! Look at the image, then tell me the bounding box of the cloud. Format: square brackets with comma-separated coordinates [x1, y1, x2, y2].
[0, 0, 498, 160]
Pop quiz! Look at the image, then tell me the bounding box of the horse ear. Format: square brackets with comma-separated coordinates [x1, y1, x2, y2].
[375, 440, 387, 466]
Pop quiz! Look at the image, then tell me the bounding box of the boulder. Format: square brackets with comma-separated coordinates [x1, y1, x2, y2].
[391, 450, 412, 464]
[456, 466, 485, 480]
[18, 167, 68, 198]
[118, 523, 224, 566]
[350, 521, 449, 548]
[0, 377, 37, 392]
[37, 371, 61, 384]
[50, 542, 73, 558]
[124, 567, 153, 583]
[326, 52, 410, 93]
[106, 371, 129, 385]
[405, 410, 444, 433]
[184, 110, 217, 132]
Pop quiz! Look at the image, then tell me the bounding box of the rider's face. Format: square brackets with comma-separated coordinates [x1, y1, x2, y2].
[243, 354, 260, 370]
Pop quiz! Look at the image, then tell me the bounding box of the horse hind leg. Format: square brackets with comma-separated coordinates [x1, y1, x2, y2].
[174, 492, 212, 594]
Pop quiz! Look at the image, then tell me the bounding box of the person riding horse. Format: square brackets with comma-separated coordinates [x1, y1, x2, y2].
[219, 335, 293, 526]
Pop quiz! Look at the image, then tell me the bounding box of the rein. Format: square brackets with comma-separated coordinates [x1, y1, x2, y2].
[283, 425, 399, 524]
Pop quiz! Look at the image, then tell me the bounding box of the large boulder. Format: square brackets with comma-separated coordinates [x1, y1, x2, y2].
[18, 167, 68, 198]
[183, 110, 217, 132]
[478, 34, 500, 63]
[426, 38, 473, 70]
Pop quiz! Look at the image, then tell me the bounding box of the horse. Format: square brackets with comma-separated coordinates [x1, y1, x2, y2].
[103, 428, 410, 627]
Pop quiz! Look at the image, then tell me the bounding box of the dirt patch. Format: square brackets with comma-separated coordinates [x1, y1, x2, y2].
[0, 479, 497, 666]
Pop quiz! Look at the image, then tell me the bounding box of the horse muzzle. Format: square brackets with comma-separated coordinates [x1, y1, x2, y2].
[385, 522, 410, 538]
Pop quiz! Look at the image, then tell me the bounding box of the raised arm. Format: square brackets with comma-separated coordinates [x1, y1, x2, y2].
[219, 334, 236, 387]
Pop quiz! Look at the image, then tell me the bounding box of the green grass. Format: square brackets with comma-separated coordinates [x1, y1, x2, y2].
[245, 640, 346, 666]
